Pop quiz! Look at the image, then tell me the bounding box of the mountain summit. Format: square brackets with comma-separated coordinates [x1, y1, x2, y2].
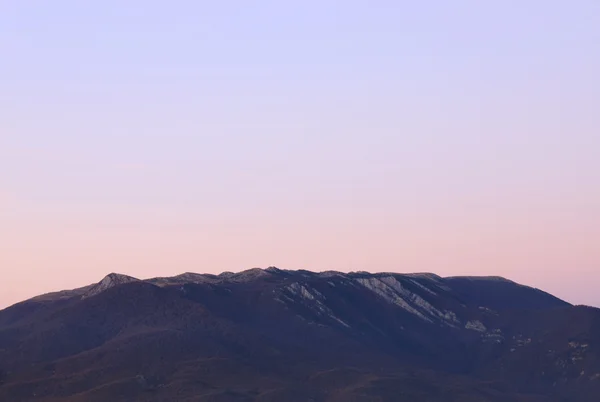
[83, 273, 140, 298]
[0, 268, 597, 402]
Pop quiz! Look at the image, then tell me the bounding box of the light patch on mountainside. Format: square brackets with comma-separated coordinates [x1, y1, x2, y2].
[465, 320, 487, 332]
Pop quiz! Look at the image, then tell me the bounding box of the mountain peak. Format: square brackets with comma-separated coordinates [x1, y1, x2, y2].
[82, 273, 139, 298]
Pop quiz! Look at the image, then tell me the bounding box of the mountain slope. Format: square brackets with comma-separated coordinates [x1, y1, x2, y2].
[444, 276, 569, 311]
[0, 268, 597, 402]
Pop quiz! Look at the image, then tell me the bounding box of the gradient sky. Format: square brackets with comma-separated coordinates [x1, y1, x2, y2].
[1, 1, 599, 308]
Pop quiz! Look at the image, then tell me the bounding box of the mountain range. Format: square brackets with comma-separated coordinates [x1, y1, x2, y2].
[0, 268, 598, 401]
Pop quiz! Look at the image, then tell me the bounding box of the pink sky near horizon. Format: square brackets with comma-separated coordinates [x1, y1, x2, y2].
[2, 184, 598, 308]
[1, 1, 599, 308]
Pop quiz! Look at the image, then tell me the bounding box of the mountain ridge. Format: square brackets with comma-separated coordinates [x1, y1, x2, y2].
[1, 268, 597, 402]
[12, 267, 570, 308]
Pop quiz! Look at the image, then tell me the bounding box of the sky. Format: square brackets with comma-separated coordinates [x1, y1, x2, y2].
[1, 1, 599, 308]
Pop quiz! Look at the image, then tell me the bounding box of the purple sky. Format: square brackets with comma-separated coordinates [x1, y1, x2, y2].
[1, 1, 599, 308]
